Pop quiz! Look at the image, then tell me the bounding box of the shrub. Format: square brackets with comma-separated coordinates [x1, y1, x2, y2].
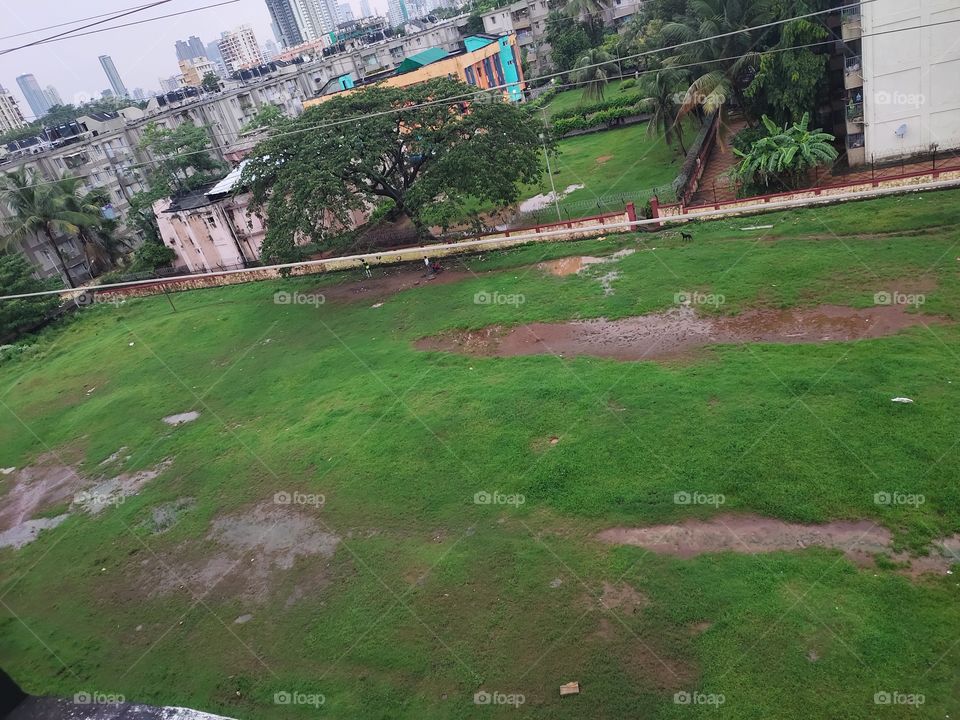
[619, 79, 637, 90]
[731, 126, 765, 155]
[0, 253, 60, 343]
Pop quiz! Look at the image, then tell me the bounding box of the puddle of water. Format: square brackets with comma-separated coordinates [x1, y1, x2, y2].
[518, 184, 584, 213]
[596, 514, 960, 577]
[537, 249, 636, 277]
[416, 305, 946, 362]
[0, 514, 70, 549]
[163, 411, 200, 426]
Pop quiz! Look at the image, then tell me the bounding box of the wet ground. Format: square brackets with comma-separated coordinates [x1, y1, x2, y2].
[313, 266, 476, 303]
[596, 514, 960, 577]
[415, 305, 946, 361]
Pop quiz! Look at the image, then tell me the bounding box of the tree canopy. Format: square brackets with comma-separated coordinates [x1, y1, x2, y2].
[0, 252, 60, 342]
[243, 78, 546, 262]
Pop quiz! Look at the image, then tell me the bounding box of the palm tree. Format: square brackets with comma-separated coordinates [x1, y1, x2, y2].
[565, 0, 610, 27]
[572, 48, 616, 101]
[0, 168, 99, 287]
[662, 0, 773, 120]
[57, 177, 131, 274]
[732, 113, 838, 190]
[644, 70, 687, 154]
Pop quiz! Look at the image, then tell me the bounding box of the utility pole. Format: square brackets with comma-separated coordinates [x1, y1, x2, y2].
[540, 107, 561, 222]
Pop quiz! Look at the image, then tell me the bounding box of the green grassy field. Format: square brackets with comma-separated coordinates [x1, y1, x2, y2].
[2, 190, 960, 718]
[506, 117, 693, 227]
[542, 79, 634, 118]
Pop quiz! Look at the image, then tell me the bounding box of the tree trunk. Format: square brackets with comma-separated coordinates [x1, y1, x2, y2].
[46, 227, 76, 288]
[406, 212, 434, 243]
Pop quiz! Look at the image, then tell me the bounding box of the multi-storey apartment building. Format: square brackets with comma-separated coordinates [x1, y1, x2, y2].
[218, 26, 266, 73]
[832, 0, 960, 166]
[0, 87, 26, 132]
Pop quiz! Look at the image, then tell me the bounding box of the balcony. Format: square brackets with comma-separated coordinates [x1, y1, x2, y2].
[841, 5, 861, 41]
[844, 55, 863, 91]
[846, 101, 864, 135]
[847, 132, 866, 166]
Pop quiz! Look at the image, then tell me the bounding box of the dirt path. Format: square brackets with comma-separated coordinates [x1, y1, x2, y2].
[597, 514, 960, 578]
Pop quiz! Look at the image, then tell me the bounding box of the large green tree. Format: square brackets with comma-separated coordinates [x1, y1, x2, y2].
[138, 121, 225, 196]
[0, 168, 99, 287]
[744, 1, 829, 125]
[662, 0, 773, 118]
[243, 78, 546, 262]
[546, 12, 594, 74]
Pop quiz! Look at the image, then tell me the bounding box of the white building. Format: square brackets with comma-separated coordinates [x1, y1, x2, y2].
[844, 0, 960, 165]
[0, 87, 27, 132]
[218, 25, 266, 73]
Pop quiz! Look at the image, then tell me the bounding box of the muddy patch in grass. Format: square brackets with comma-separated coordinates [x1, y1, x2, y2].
[597, 514, 960, 577]
[143, 505, 341, 603]
[537, 248, 635, 278]
[598, 581, 648, 614]
[0, 453, 172, 549]
[145, 497, 195, 533]
[312, 267, 475, 304]
[416, 305, 947, 362]
[0, 515, 71, 550]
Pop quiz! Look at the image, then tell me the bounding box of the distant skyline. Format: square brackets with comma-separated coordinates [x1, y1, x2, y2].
[0, 0, 384, 120]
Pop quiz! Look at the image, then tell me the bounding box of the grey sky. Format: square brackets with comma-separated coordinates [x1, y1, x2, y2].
[0, 0, 381, 120]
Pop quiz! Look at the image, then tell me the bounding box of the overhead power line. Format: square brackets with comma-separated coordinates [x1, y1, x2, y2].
[0, 1, 174, 56]
[0, 2, 165, 41]
[3, 0, 244, 51]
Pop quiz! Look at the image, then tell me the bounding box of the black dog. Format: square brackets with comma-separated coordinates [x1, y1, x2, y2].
[680, 231, 693, 242]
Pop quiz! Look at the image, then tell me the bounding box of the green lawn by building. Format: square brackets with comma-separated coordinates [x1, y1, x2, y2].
[2, 191, 960, 718]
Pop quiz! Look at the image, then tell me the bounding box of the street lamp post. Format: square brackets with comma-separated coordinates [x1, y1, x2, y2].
[540, 108, 561, 222]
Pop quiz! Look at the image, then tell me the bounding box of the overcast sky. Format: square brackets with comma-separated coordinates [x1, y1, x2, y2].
[0, 0, 381, 119]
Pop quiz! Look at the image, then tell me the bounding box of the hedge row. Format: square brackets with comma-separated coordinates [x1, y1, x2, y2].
[553, 101, 649, 135]
[551, 92, 646, 121]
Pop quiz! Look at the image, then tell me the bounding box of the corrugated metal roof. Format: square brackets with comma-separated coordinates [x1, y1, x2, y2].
[206, 160, 248, 197]
[396, 47, 449, 74]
